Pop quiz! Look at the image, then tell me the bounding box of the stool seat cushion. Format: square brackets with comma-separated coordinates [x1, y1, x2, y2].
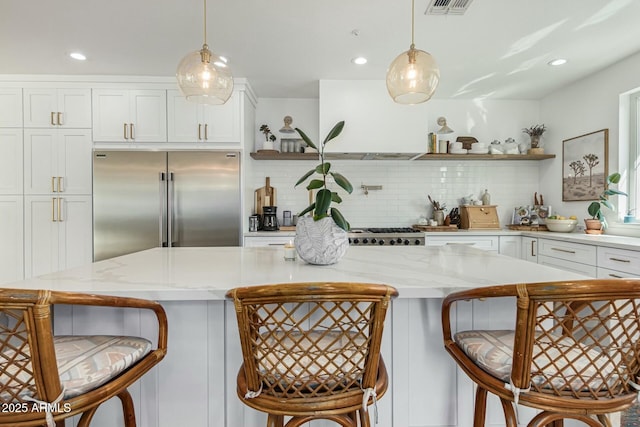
[56, 336, 152, 398]
[454, 329, 614, 391]
[1, 335, 151, 401]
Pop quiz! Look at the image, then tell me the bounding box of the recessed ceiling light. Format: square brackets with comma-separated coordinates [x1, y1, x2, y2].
[69, 52, 86, 61]
[352, 57, 367, 65]
[548, 58, 567, 66]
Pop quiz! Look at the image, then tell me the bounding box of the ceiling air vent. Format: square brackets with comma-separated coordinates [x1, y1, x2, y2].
[425, 0, 474, 15]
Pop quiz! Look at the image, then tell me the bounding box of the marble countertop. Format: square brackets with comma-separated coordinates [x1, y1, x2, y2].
[6, 246, 589, 301]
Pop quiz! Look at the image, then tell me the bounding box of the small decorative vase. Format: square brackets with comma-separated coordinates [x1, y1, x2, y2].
[434, 210, 445, 226]
[527, 135, 544, 154]
[294, 216, 349, 265]
[584, 218, 603, 235]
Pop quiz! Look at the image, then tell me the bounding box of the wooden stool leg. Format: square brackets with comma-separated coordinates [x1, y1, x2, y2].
[360, 409, 371, 427]
[77, 407, 99, 427]
[499, 398, 517, 427]
[118, 390, 137, 427]
[267, 414, 284, 427]
[474, 386, 488, 427]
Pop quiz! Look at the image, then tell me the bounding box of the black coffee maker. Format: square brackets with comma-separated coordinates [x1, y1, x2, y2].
[262, 206, 279, 231]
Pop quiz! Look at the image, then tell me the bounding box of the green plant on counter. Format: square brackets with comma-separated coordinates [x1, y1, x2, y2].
[587, 172, 628, 227]
[294, 121, 353, 231]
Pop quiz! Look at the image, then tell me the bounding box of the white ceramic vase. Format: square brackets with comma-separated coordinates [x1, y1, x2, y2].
[294, 216, 349, 265]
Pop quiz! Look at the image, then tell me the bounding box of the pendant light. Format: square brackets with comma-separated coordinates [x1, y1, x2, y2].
[176, 0, 233, 104]
[386, 0, 439, 104]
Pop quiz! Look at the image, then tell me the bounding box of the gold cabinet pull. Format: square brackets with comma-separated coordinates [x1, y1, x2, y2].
[531, 240, 536, 257]
[551, 247, 576, 254]
[205, 124, 208, 140]
[130, 123, 135, 139]
[124, 123, 128, 139]
[52, 198, 57, 222]
[57, 112, 63, 126]
[50, 112, 56, 126]
[58, 176, 64, 192]
[198, 124, 202, 140]
[51, 176, 57, 192]
[58, 197, 63, 222]
[609, 257, 631, 263]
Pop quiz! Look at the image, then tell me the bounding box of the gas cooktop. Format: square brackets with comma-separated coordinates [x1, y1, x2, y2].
[347, 227, 424, 246]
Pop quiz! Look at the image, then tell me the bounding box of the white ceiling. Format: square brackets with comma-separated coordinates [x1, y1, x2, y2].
[2, 0, 640, 100]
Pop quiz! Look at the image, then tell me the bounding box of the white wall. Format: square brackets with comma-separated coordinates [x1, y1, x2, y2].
[250, 95, 544, 228]
[539, 51, 640, 229]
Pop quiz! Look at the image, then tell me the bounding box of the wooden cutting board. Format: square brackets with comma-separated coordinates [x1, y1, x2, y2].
[254, 176, 277, 215]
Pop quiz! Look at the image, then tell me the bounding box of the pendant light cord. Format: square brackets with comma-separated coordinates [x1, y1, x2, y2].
[410, 0, 415, 48]
[203, 0, 207, 45]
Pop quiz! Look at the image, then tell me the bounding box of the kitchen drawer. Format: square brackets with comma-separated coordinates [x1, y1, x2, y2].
[425, 235, 499, 251]
[597, 267, 640, 279]
[538, 255, 596, 277]
[244, 235, 294, 247]
[597, 246, 640, 276]
[537, 238, 596, 265]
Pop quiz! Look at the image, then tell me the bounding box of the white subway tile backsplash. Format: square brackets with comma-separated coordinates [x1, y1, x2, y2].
[250, 159, 541, 228]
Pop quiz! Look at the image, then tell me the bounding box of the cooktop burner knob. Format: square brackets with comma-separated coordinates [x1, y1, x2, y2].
[404, 239, 410, 245]
[389, 240, 395, 245]
[396, 238, 403, 244]
[363, 238, 369, 244]
[414, 239, 422, 245]
[353, 238, 359, 244]
[371, 238, 377, 244]
[378, 239, 385, 245]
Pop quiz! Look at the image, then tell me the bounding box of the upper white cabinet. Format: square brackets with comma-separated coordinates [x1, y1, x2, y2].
[0, 129, 23, 194]
[23, 129, 92, 195]
[92, 89, 167, 142]
[167, 90, 240, 143]
[0, 88, 23, 127]
[23, 88, 91, 128]
[319, 80, 429, 154]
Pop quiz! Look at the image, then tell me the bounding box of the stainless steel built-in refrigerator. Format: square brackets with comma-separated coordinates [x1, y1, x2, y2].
[93, 150, 240, 261]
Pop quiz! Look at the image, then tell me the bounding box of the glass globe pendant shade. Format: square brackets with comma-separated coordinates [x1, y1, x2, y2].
[176, 44, 233, 105]
[386, 44, 440, 105]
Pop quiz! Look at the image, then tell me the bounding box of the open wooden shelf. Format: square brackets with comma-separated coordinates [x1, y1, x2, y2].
[250, 151, 319, 160]
[250, 151, 556, 161]
[414, 153, 556, 161]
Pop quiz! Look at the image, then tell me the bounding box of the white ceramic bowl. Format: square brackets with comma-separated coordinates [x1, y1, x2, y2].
[545, 218, 578, 232]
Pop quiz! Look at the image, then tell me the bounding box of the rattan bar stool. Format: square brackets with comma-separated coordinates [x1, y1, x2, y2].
[442, 279, 640, 427]
[0, 288, 168, 427]
[227, 282, 398, 427]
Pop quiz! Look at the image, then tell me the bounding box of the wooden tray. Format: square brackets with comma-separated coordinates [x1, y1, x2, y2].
[412, 224, 459, 232]
[279, 226, 296, 231]
[507, 224, 548, 231]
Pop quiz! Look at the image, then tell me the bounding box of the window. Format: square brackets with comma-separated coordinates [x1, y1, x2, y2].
[629, 91, 640, 221]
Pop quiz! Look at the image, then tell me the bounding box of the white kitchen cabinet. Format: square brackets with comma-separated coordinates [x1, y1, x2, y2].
[597, 267, 640, 279]
[23, 88, 91, 128]
[92, 89, 167, 142]
[425, 235, 499, 252]
[597, 246, 640, 276]
[319, 80, 429, 154]
[167, 90, 240, 143]
[0, 128, 23, 194]
[23, 129, 92, 195]
[24, 195, 92, 278]
[0, 88, 23, 127]
[244, 235, 295, 247]
[0, 196, 24, 285]
[521, 236, 538, 262]
[498, 235, 521, 257]
[537, 238, 596, 277]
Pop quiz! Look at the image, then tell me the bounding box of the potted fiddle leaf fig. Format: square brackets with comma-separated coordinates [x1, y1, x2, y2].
[293, 121, 353, 265]
[585, 172, 628, 234]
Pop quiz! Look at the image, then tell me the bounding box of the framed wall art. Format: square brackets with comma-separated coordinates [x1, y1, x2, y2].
[562, 129, 608, 201]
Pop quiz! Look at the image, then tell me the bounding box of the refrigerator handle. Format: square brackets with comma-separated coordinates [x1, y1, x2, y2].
[168, 171, 175, 247]
[160, 172, 168, 247]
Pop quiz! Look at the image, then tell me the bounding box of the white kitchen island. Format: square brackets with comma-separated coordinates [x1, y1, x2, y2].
[8, 246, 590, 427]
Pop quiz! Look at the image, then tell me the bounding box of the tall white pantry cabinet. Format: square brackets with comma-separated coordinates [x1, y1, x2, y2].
[0, 88, 24, 285]
[0, 86, 93, 284]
